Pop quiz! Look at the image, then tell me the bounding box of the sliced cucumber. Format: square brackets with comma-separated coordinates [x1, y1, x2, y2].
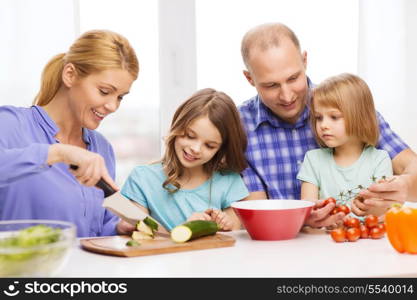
[132, 231, 153, 241]
[136, 220, 154, 237]
[143, 217, 159, 232]
[171, 220, 220, 243]
[126, 240, 140, 247]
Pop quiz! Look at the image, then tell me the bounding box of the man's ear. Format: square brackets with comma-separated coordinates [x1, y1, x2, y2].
[62, 63, 77, 88]
[302, 50, 307, 70]
[243, 70, 255, 87]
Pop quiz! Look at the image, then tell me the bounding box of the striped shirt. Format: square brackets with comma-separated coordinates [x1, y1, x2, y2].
[238, 86, 409, 200]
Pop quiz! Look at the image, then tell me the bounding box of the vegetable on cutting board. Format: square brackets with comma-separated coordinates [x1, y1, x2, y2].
[171, 220, 220, 243]
[125, 216, 160, 246]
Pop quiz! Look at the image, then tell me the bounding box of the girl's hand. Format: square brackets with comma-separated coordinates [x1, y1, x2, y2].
[352, 196, 393, 217]
[187, 211, 212, 222]
[351, 196, 367, 216]
[116, 220, 136, 235]
[48, 143, 118, 191]
[304, 199, 345, 228]
[205, 209, 234, 231]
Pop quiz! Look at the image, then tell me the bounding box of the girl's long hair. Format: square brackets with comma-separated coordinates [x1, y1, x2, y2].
[33, 30, 139, 106]
[162, 88, 247, 193]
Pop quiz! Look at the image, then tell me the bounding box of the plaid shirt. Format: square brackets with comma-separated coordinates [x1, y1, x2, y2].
[238, 85, 409, 200]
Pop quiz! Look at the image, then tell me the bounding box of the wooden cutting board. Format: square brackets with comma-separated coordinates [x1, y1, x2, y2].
[80, 233, 235, 257]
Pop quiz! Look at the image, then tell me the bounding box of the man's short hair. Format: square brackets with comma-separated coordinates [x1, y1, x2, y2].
[241, 23, 301, 69]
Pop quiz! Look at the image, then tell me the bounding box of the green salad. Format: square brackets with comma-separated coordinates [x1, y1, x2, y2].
[0, 224, 68, 277]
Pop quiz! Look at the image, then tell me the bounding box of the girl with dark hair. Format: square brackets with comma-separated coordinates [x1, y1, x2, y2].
[121, 88, 249, 231]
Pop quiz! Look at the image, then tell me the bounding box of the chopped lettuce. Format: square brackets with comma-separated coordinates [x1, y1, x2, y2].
[0, 224, 68, 277]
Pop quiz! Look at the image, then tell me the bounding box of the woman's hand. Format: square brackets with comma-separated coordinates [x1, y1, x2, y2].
[47, 143, 118, 191]
[205, 209, 234, 231]
[116, 220, 136, 235]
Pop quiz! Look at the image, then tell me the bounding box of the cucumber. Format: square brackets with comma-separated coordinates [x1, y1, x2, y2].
[136, 220, 154, 237]
[132, 231, 153, 241]
[143, 217, 159, 232]
[126, 240, 140, 247]
[171, 220, 220, 243]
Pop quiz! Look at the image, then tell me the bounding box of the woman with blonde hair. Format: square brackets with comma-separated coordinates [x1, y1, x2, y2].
[0, 30, 139, 237]
[297, 73, 393, 219]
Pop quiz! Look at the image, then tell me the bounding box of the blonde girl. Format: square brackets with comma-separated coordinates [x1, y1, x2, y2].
[121, 88, 249, 231]
[297, 73, 393, 218]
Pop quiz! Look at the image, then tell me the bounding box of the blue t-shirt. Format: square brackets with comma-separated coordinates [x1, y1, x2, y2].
[121, 163, 249, 230]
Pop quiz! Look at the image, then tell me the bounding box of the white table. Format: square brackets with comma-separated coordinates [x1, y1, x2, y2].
[57, 230, 417, 278]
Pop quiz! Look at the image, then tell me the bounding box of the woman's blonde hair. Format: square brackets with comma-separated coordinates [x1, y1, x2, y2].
[33, 30, 139, 106]
[162, 88, 248, 193]
[311, 73, 379, 147]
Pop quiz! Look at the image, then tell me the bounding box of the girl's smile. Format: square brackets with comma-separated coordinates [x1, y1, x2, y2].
[174, 115, 222, 173]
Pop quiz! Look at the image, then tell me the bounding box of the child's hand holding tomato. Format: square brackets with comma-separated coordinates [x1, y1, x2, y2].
[304, 198, 345, 229]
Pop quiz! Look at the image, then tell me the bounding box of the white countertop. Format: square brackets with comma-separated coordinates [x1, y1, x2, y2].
[57, 230, 417, 278]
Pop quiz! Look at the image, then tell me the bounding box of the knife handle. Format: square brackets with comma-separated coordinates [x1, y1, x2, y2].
[69, 164, 116, 197]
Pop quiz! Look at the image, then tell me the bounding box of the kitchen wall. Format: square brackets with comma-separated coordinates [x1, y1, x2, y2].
[1, 0, 416, 184]
[359, 0, 417, 150]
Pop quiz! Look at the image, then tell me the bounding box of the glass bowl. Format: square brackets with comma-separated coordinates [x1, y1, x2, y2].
[0, 220, 76, 277]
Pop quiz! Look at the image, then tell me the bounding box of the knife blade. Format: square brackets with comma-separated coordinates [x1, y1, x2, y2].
[69, 164, 168, 233]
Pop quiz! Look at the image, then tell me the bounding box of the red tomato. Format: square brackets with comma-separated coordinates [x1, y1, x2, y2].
[346, 227, 361, 242]
[343, 217, 360, 228]
[375, 223, 386, 234]
[365, 215, 378, 229]
[359, 224, 369, 239]
[330, 228, 346, 243]
[338, 205, 350, 215]
[331, 206, 340, 215]
[324, 197, 337, 206]
[370, 227, 385, 239]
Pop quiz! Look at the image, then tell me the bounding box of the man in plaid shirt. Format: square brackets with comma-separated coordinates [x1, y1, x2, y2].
[238, 23, 417, 227]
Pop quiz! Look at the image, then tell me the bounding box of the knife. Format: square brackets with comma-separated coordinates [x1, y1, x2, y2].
[69, 164, 168, 233]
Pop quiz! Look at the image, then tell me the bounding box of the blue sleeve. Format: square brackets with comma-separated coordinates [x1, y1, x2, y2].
[297, 151, 320, 187]
[100, 209, 119, 236]
[222, 172, 250, 209]
[0, 106, 51, 187]
[376, 111, 409, 159]
[121, 167, 149, 208]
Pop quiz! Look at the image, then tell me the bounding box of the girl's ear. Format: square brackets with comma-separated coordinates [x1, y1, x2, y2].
[62, 63, 77, 88]
[218, 155, 227, 169]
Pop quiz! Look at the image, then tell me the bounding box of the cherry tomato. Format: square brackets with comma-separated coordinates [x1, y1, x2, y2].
[346, 227, 361, 242]
[338, 205, 350, 215]
[359, 224, 369, 239]
[344, 217, 360, 228]
[365, 215, 378, 229]
[375, 223, 386, 234]
[370, 227, 385, 239]
[323, 197, 337, 206]
[331, 206, 340, 215]
[330, 228, 346, 243]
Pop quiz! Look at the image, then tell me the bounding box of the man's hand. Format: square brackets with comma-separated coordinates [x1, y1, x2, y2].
[359, 175, 409, 203]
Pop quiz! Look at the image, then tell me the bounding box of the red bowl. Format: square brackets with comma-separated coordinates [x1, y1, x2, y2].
[231, 200, 314, 241]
